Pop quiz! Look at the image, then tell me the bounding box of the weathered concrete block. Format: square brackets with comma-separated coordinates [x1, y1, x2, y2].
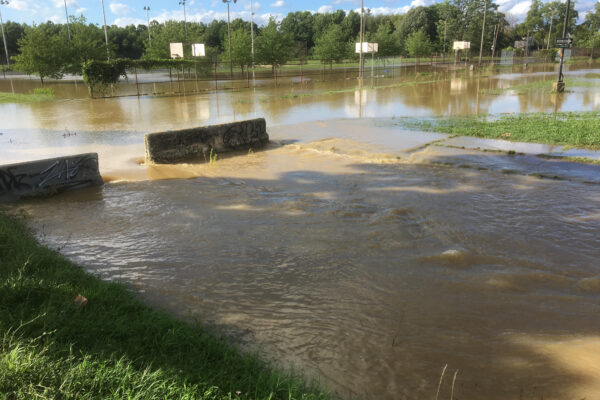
[145, 118, 269, 164]
[0, 153, 103, 201]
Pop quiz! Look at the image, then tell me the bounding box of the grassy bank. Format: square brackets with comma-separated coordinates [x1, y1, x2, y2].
[0, 211, 331, 399]
[395, 111, 600, 149]
[0, 88, 54, 104]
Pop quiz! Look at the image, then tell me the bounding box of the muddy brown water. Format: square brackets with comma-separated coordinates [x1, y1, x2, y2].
[2, 65, 600, 400]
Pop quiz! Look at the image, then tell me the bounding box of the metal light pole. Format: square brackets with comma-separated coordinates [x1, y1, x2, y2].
[101, 0, 110, 60]
[478, 0, 487, 67]
[63, 0, 71, 41]
[223, 0, 236, 79]
[179, 0, 187, 40]
[359, 0, 364, 79]
[250, 0, 255, 79]
[0, 0, 10, 67]
[556, 0, 572, 92]
[144, 6, 151, 46]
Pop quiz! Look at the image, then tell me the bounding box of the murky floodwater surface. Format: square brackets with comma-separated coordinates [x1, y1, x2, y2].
[2, 65, 600, 399]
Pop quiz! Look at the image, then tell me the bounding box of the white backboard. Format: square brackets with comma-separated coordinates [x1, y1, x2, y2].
[453, 41, 471, 50]
[355, 42, 378, 53]
[192, 43, 205, 57]
[170, 42, 184, 59]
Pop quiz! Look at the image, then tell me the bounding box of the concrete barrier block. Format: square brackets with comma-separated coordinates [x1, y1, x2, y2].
[0, 153, 103, 201]
[145, 118, 269, 164]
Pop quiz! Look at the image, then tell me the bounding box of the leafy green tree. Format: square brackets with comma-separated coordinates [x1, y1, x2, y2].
[341, 10, 361, 44]
[222, 28, 253, 72]
[109, 24, 146, 59]
[368, 20, 401, 56]
[14, 22, 68, 83]
[313, 24, 350, 69]
[143, 20, 187, 59]
[64, 16, 108, 74]
[397, 7, 438, 45]
[280, 11, 314, 47]
[2, 21, 26, 62]
[406, 29, 433, 69]
[255, 18, 293, 74]
[312, 10, 346, 44]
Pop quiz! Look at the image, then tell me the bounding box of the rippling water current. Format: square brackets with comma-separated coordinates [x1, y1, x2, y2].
[4, 66, 600, 399]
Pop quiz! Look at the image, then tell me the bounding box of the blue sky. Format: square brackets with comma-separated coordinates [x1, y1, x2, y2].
[0, 0, 596, 27]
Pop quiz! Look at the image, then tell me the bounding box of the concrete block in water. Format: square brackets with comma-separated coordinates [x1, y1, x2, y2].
[145, 118, 269, 164]
[0, 153, 103, 201]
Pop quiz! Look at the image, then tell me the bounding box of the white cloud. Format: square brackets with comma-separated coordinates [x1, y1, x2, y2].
[271, 0, 285, 7]
[358, 6, 410, 15]
[52, 0, 78, 8]
[507, 0, 531, 19]
[113, 17, 147, 27]
[75, 7, 86, 14]
[244, 1, 261, 11]
[147, 8, 281, 27]
[413, 0, 436, 7]
[6, 0, 31, 11]
[318, 5, 333, 13]
[109, 2, 134, 16]
[47, 14, 64, 23]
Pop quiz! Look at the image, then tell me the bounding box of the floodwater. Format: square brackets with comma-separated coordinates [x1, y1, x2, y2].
[2, 64, 600, 400]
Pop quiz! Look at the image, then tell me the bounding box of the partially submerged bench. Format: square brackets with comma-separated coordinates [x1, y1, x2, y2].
[144, 118, 269, 164]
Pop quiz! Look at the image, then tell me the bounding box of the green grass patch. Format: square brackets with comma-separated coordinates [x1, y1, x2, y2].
[395, 111, 600, 149]
[0, 211, 331, 399]
[0, 89, 55, 104]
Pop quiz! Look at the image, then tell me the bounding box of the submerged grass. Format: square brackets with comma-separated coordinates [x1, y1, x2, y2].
[395, 111, 600, 149]
[246, 75, 445, 103]
[0, 211, 331, 400]
[480, 77, 600, 95]
[0, 89, 54, 103]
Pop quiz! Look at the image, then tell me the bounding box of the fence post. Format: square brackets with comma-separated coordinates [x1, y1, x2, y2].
[246, 63, 250, 88]
[214, 62, 218, 91]
[194, 62, 199, 93]
[134, 66, 140, 97]
[181, 65, 186, 95]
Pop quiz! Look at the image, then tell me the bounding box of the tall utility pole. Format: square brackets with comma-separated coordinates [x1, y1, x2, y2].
[179, 0, 187, 40]
[546, 10, 556, 50]
[144, 6, 151, 46]
[359, 0, 364, 79]
[101, 0, 110, 60]
[63, 0, 71, 41]
[223, 0, 236, 79]
[250, 0, 255, 79]
[478, 0, 487, 67]
[443, 20, 447, 56]
[556, 0, 572, 92]
[491, 24, 499, 58]
[0, 0, 9, 67]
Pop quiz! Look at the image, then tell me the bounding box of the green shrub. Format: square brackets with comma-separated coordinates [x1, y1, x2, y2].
[537, 49, 558, 62]
[32, 87, 54, 96]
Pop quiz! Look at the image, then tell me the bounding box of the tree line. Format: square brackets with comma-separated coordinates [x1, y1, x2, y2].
[2, 0, 599, 81]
